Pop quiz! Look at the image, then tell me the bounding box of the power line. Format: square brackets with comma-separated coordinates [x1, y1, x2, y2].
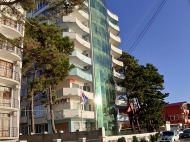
[128, 0, 167, 54]
[121, 0, 158, 49]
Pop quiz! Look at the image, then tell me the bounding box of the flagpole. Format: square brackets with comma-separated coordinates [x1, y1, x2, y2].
[81, 88, 83, 131]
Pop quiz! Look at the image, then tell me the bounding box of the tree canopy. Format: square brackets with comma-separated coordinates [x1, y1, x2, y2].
[118, 52, 169, 132]
[22, 18, 74, 133]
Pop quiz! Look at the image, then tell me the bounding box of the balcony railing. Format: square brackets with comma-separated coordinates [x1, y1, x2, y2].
[0, 127, 18, 137]
[0, 17, 23, 34]
[0, 98, 19, 108]
[0, 42, 22, 57]
[0, 66, 20, 82]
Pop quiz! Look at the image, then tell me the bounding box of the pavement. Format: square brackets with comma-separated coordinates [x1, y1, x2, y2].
[180, 138, 190, 142]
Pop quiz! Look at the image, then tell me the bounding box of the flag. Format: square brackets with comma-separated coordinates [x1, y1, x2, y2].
[81, 92, 88, 104]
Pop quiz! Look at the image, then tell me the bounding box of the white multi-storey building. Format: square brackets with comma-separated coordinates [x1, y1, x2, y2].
[20, 0, 128, 136]
[0, 3, 24, 142]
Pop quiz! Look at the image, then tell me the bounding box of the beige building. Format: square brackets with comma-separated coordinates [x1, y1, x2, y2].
[0, 3, 24, 142]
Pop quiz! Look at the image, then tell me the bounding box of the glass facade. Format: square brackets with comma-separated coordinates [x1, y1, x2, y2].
[90, 0, 117, 136]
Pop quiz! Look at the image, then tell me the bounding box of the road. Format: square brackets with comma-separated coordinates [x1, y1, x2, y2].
[180, 138, 190, 142]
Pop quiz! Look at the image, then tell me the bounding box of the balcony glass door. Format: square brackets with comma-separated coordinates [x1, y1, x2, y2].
[0, 113, 10, 137]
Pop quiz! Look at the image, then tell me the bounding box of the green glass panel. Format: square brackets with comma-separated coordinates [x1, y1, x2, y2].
[90, 0, 117, 136]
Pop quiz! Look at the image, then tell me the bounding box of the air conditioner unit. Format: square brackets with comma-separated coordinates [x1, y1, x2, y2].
[13, 85, 19, 90]
[14, 61, 20, 66]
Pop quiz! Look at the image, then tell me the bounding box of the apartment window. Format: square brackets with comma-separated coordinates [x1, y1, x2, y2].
[34, 105, 46, 118]
[21, 106, 27, 117]
[89, 105, 91, 111]
[21, 89, 27, 96]
[0, 60, 13, 79]
[20, 125, 29, 135]
[35, 124, 48, 133]
[0, 86, 11, 99]
[0, 113, 10, 136]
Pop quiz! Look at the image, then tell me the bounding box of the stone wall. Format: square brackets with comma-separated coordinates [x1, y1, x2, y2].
[19, 129, 102, 142]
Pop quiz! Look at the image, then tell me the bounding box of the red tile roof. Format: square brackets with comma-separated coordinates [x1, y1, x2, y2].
[165, 101, 187, 107]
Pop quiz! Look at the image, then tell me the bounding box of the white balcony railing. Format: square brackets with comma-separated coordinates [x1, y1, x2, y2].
[112, 58, 123, 67]
[47, 109, 95, 120]
[115, 84, 126, 93]
[113, 69, 125, 80]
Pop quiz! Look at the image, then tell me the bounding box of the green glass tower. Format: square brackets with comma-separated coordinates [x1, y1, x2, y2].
[90, 0, 118, 136]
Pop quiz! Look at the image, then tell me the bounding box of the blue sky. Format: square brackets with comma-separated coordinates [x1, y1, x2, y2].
[107, 0, 190, 104]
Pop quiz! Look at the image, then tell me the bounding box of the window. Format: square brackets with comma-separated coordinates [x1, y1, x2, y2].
[21, 106, 27, 117]
[0, 60, 13, 79]
[0, 86, 11, 100]
[89, 105, 91, 111]
[34, 105, 46, 118]
[35, 124, 48, 133]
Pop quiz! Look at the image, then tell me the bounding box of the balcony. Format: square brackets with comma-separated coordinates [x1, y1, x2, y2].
[0, 127, 18, 139]
[47, 109, 94, 120]
[0, 66, 20, 85]
[56, 88, 93, 100]
[0, 98, 19, 111]
[112, 58, 123, 68]
[108, 21, 120, 36]
[69, 67, 92, 83]
[111, 44, 122, 59]
[0, 17, 23, 38]
[0, 42, 22, 61]
[69, 50, 91, 66]
[110, 32, 121, 47]
[63, 32, 90, 51]
[70, 6, 89, 22]
[113, 69, 125, 82]
[107, 9, 118, 22]
[58, 16, 89, 35]
[115, 99, 128, 107]
[115, 84, 126, 95]
[117, 114, 129, 122]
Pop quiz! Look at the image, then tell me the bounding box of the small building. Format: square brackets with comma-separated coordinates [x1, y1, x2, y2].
[163, 101, 190, 128]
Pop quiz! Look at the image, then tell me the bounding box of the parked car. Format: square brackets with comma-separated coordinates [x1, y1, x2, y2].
[177, 129, 183, 138]
[182, 128, 190, 138]
[157, 130, 179, 142]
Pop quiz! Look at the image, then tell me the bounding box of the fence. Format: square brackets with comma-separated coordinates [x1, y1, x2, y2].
[19, 127, 157, 142]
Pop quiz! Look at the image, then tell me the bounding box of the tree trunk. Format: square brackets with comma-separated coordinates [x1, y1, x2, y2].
[30, 95, 35, 133]
[128, 99, 135, 133]
[134, 98, 141, 133]
[49, 86, 57, 133]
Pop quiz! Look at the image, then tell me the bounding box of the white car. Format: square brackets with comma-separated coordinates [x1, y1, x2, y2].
[157, 130, 180, 142]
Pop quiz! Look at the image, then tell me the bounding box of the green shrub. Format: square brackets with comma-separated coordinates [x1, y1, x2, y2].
[117, 137, 126, 142]
[150, 135, 156, 142]
[132, 136, 138, 142]
[155, 133, 160, 140]
[140, 137, 147, 142]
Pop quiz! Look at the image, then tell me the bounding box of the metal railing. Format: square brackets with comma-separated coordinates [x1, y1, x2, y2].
[0, 127, 18, 137]
[0, 42, 22, 57]
[0, 17, 23, 34]
[0, 66, 20, 82]
[0, 98, 19, 108]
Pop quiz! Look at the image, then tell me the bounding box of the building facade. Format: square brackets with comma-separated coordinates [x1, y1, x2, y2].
[20, 0, 128, 136]
[0, 4, 24, 142]
[163, 101, 190, 128]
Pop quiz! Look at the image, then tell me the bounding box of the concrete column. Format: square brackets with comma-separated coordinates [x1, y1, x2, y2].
[52, 139, 62, 142]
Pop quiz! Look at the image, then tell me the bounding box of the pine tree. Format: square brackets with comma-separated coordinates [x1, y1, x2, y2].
[119, 52, 169, 133]
[22, 18, 74, 133]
